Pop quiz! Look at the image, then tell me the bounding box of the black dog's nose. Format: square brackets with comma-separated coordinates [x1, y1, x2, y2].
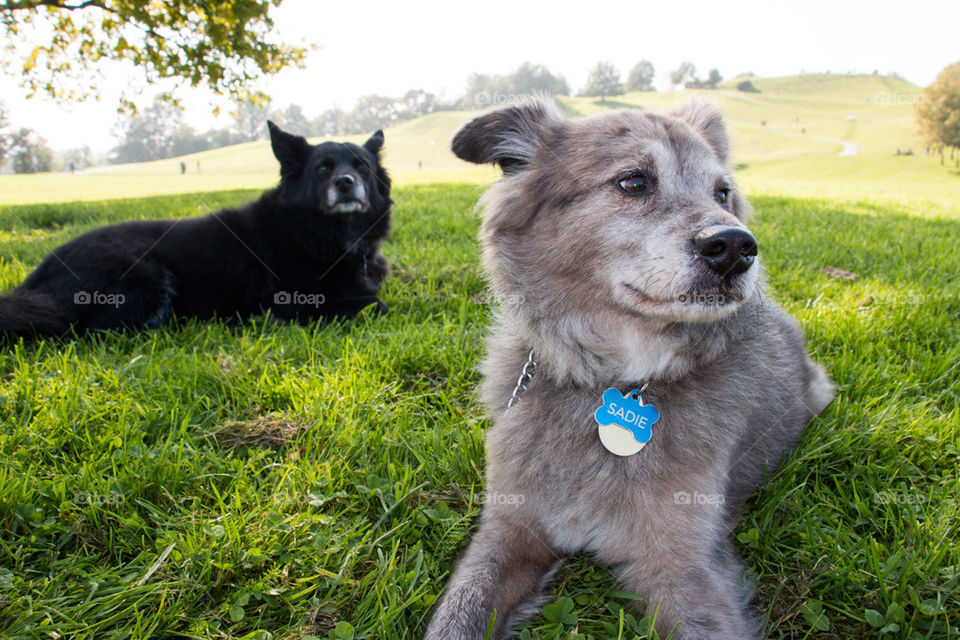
[696, 227, 758, 277]
[335, 174, 356, 192]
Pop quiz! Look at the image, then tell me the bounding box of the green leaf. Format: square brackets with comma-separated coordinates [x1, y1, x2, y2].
[865, 609, 886, 628]
[886, 601, 905, 623]
[0, 568, 13, 589]
[919, 599, 945, 615]
[880, 622, 901, 634]
[736, 527, 760, 548]
[229, 604, 245, 622]
[542, 596, 577, 625]
[328, 621, 354, 640]
[801, 600, 829, 631]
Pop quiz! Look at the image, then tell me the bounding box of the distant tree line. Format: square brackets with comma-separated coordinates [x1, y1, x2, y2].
[107, 89, 458, 164]
[461, 63, 571, 107]
[0, 102, 55, 174]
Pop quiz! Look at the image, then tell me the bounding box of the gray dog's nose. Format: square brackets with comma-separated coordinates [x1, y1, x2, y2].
[696, 227, 758, 277]
[335, 174, 356, 192]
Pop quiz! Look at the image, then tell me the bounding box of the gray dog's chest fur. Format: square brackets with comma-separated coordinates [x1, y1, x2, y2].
[481, 296, 815, 561]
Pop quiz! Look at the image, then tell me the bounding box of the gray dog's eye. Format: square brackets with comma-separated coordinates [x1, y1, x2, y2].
[618, 174, 649, 194]
[715, 188, 730, 205]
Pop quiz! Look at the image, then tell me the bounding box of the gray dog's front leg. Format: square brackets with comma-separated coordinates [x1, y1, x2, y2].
[426, 513, 559, 640]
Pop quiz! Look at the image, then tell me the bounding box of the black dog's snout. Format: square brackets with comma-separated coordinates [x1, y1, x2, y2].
[696, 227, 758, 277]
[334, 174, 356, 192]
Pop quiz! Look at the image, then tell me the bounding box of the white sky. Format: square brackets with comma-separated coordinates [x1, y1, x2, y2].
[2, 0, 958, 153]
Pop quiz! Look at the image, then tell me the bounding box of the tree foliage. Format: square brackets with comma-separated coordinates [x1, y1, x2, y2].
[0, 102, 11, 164]
[670, 61, 697, 87]
[917, 61, 960, 165]
[0, 0, 307, 104]
[111, 97, 189, 163]
[626, 60, 656, 92]
[8, 127, 53, 173]
[463, 63, 570, 108]
[581, 62, 624, 102]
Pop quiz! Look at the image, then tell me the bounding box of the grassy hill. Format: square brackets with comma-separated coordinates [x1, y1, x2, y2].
[0, 73, 956, 207]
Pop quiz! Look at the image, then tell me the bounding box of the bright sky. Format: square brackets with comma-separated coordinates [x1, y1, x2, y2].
[2, 0, 958, 154]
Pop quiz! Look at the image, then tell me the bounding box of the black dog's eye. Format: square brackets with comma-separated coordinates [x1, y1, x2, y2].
[715, 187, 730, 205]
[354, 161, 369, 175]
[618, 174, 649, 195]
[318, 159, 335, 173]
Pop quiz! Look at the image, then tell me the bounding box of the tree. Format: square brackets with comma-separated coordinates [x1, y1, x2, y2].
[670, 61, 697, 87]
[398, 89, 439, 120]
[272, 104, 311, 137]
[111, 97, 187, 163]
[0, 102, 11, 166]
[233, 99, 273, 142]
[342, 95, 401, 134]
[510, 62, 570, 96]
[626, 60, 656, 92]
[917, 61, 960, 167]
[9, 128, 53, 173]
[0, 0, 307, 104]
[581, 62, 624, 102]
[312, 108, 345, 137]
[462, 64, 569, 108]
[706, 68, 723, 89]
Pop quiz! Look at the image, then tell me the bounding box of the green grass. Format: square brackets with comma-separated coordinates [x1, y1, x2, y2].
[0, 181, 958, 639]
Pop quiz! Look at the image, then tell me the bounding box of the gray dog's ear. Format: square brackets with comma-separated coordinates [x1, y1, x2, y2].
[669, 100, 730, 164]
[452, 99, 564, 174]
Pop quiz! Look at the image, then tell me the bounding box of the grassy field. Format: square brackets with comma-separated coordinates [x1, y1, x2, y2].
[0, 181, 958, 639]
[0, 73, 959, 639]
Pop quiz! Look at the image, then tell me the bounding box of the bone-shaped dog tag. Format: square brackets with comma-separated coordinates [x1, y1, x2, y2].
[594, 388, 660, 456]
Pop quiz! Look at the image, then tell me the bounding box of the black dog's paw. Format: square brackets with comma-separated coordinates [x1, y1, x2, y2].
[371, 298, 388, 316]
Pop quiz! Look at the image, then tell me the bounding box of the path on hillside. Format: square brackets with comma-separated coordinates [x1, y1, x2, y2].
[728, 92, 859, 156]
[761, 125, 859, 157]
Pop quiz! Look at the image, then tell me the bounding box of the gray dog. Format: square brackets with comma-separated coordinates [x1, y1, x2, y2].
[425, 99, 834, 639]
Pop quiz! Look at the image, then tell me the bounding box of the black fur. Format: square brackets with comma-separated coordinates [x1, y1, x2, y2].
[0, 122, 392, 338]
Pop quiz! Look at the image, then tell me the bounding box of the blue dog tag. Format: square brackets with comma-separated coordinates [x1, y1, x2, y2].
[594, 388, 660, 456]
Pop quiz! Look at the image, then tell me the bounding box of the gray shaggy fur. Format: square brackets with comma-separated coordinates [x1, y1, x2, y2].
[426, 98, 834, 640]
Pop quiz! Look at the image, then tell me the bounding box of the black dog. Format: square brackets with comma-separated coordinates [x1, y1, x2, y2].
[0, 122, 392, 338]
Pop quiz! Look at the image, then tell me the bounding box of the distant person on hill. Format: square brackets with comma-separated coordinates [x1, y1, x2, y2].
[180, 161, 186, 175]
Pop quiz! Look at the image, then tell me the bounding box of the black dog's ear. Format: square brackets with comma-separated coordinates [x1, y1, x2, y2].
[364, 130, 385, 156]
[452, 98, 564, 174]
[668, 100, 730, 164]
[268, 120, 311, 175]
